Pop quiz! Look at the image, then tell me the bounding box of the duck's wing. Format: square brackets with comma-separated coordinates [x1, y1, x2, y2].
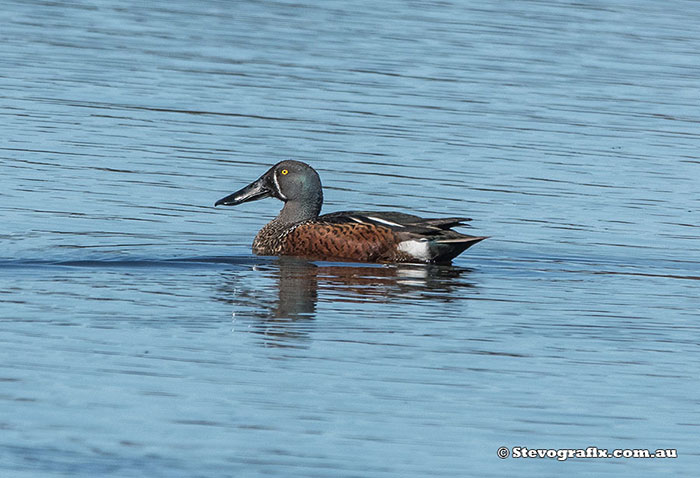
[317, 211, 472, 233]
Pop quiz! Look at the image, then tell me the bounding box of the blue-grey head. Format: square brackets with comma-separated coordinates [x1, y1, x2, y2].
[215, 160, 323, 224]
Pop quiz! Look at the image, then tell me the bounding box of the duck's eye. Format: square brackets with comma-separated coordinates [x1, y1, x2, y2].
[281, 169, 288, 175]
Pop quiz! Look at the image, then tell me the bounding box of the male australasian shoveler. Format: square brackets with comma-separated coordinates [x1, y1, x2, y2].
[214, 160, 486, 263]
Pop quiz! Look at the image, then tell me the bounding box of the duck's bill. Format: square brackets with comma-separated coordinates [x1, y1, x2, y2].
[215, 176, 272, 206]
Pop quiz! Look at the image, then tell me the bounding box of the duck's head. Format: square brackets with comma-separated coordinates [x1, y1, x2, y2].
[215, 160, 323, 223]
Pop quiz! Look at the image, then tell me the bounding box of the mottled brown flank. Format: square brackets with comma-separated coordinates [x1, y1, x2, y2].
[282, 223, 398, 262]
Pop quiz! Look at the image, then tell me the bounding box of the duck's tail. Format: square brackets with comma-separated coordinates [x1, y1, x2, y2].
[430, 236, 488, 263]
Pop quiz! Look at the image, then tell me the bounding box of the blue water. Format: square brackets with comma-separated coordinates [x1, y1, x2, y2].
[2, 0, 699, 476]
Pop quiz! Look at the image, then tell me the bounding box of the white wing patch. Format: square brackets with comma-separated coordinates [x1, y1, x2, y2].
[367, 216, 404, 228]
[397, 239, 430, 261]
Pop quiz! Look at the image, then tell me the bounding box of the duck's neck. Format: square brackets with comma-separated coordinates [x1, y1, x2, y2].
[275, 193, 323, 226]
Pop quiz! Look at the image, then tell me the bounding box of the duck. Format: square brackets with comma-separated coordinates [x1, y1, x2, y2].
[215, 160, 486, 263]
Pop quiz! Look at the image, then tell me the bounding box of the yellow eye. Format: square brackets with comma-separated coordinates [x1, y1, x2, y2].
[281, 169, 288, 175]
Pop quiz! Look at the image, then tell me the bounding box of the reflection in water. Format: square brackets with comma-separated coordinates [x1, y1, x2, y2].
[216, 257, 476, 347]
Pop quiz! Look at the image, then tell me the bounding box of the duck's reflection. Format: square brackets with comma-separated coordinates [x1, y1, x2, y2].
[216, 257, 476, 347]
